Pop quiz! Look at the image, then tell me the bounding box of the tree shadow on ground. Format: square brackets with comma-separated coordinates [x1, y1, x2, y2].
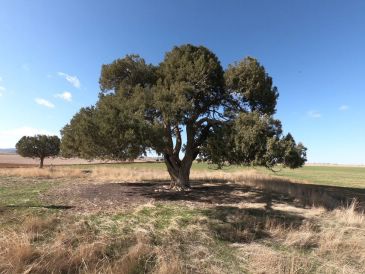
[41, 176, 365, 213]
[138, 178, 365, 211]
[140, 181, 286, 208]
[3, 204, 74, 210]
[118, 180, 307, 243]
[61, 180, 289, 214]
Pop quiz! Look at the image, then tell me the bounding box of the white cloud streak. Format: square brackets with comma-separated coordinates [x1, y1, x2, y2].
[55, 91, 72, 102]
[307, 110, 321, 118]
[0, 127, 57, 148]
[339, 105, 349, 111]
[58, 72, 81, 88]
[35, 98, 55, 108]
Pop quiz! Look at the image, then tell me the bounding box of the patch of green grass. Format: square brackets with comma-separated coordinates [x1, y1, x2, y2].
[86, 203, 245, 272]
[261, 166, 365, 188]
[0, 180, 53, 207]
[152, 204, 200, 229]
[213, 239, 243, 270]
[89, 204, 201, 235]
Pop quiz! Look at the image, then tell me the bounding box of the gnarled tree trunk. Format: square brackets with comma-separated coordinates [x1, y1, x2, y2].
[162, 122, 200, 190]
[164, 154, 193, 190]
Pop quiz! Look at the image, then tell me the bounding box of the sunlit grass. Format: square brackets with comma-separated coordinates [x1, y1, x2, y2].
[263, 165, 365, 188]
[0, 181, 53, 207]
[2, 162, 365, 188]
[65, 162, 365, 188]
[0, 165, 364, 273]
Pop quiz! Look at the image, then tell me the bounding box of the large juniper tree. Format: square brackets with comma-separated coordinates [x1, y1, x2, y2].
[61, 45, 306, 189]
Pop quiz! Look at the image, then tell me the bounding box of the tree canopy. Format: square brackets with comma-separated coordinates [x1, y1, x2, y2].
[61, 44, 307, 189]
[16, 135, 61, 168]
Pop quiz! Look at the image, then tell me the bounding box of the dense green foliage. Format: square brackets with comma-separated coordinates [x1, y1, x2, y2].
[16, 135, 60, 168]
[61, 44, 306, 187]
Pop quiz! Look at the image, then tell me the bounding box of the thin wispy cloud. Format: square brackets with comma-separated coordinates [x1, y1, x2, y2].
[55, 91, 72, 102]
[58, 72, 81, 88]
[35, 98, 55, 108]
[307, 110, 321, 118]
[0, 76, 3, 82]
[339, 105, 349, 111]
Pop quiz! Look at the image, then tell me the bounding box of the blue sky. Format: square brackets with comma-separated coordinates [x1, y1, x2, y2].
[0, 0, 364, 164]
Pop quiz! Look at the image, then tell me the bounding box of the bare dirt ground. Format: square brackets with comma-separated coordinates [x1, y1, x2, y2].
[41, 178, 364, 214]
[41, 180, 273, 212]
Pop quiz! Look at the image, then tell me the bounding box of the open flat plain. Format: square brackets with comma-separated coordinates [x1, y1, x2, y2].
[1, 157, 365, 273]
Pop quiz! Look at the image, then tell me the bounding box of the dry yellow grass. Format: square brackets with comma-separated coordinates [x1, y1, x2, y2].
[237, 201, 365, 274]
[0, 166, 273, 185]
[0, 166, 85, 178]
[1, 166, 365, 273]
[0, 201, 364, 273]
[0, 214, 214, 273]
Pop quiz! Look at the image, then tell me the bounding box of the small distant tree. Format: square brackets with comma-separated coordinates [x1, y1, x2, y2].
[16, 135, 60, 168]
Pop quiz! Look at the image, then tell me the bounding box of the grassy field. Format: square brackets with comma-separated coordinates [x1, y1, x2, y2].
[2, 153, 365, 188]
[263, 165, 365, 189]
[64, 162, 365, 189]
[0, 164, 365, 273]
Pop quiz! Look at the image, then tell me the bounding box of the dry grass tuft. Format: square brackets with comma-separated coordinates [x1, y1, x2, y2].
[0, 202, 364, 273]
[0, 165, 261, 182]
[0, 166, 85, 178]
[241, 243, 324, 274]
[91, 167, 171, 181]
[333, 199, 365, 226]
[0, 232, 35, 273]
[22, 215, 59, 235]
[242, 200, 365, 274]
